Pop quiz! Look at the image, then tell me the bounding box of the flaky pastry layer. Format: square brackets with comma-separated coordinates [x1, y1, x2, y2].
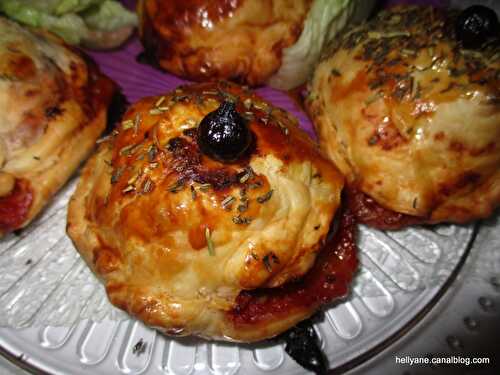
[68, 82, 348, 341]
[307, 5, 500, 225]
[138, 0, 311, 85]
[0, 17, 115, 235]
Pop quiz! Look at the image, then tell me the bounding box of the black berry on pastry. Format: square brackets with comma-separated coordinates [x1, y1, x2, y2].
[67, 81, 356, 342]
[307, 5, 500, 229]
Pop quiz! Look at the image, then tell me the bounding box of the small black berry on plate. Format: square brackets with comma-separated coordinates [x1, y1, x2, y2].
[455, 5, 499, 49]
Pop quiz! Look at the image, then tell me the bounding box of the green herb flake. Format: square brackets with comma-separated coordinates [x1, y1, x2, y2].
[132, 339, 146, 355]
[427, 46, 435, 58]
[0, 73, 17, 81]
[195, 94, 204, 106]
[122, 185, 135, 194]
[167, 180, 185, 193]
[184, 118, 197, 127]
[248, 181, 263, 190]
[205, 227, 215, 256]
[280, 124, 289, 136]
[221, 91, 238, 103]
[174, 94, 191, 103]
[152, 126, 160, 148]
[122, 119, 134, 130]
[368, 135, 378, 145]
[237, 200, 249, 213]
[155, 96, 166, 107]
[96, 135, 112, 144]
[262, 252, 280, 273]
[459, 49, 482, 59]
[331, 68, 342, 77]
[401, 48, 416, 57]
[252, 101, 269, 112]
[232, 215, 253, 225]
[111, 167, 125, 184]
[120, 144, 139, 156]
[199, 183, 211, 192]
[149, 108, 164, 116]
[275, 118, 289, 135]
[239, 172, 250, 184]
[239, 188, 247, 198]
[365, 92, 382, 105]
[147, 144, 158, 162]
[127, 173, 139, 185]
[388, 14, 402, 24]
[221, 196, 235, 210]
[133, 113, 141, 135]
[257, 190, 273, 204]
[243, 112, 255, 122]
[368, 30, 410, 39]
[412, 80, 421, 100]
[238, 168, 254, 184]
[141, 178, 154, 194]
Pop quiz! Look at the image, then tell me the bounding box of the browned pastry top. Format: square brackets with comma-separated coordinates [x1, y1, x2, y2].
[138, 0, 312, 85]
[307, 5, 500, 226]
[0, 17, 115, 235]
[67, 81, 350, 341]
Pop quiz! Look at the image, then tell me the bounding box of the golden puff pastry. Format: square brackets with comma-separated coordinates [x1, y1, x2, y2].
[137, 0, 377, 89]
[0, 17, 116, 236]
[307, 5, 500, 229]
[138, 0, 311, 86]
[67, 81, 356, 342]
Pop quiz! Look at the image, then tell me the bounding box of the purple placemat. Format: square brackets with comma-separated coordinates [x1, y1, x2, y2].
[89, 0, 449, 139]
[89, 38, 316, 137]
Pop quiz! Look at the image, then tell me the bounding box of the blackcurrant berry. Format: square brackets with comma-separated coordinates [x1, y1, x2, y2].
[197, 101, 251, 163]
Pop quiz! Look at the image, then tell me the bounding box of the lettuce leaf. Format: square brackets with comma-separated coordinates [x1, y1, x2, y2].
[268, 0, 376, 90]
[81, 0, 137, 32]
[0, 0, 136, 46]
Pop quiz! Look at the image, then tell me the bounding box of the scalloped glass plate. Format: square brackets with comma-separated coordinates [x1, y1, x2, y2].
[0, 31, 478, 375]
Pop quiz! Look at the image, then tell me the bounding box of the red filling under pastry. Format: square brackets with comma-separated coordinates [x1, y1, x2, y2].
[229, 208, 357, 326]
[346, 187, 424, 230]
[0, 179, 33, 233]
[68, 81, 350, 341]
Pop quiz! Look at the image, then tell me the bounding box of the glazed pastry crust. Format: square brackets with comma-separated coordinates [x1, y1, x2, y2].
[138, 0, 312, 86]
[67, 82, 346, 341]
[307, 5, 500, 225]
[0, 17, 115, 236]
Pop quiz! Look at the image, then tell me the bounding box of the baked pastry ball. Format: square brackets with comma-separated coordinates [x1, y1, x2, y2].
[137, 0, 376, 89]
[0, 17, 116, 237]
[307, 5, 500, 229]
[67, 81, 356, 342]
